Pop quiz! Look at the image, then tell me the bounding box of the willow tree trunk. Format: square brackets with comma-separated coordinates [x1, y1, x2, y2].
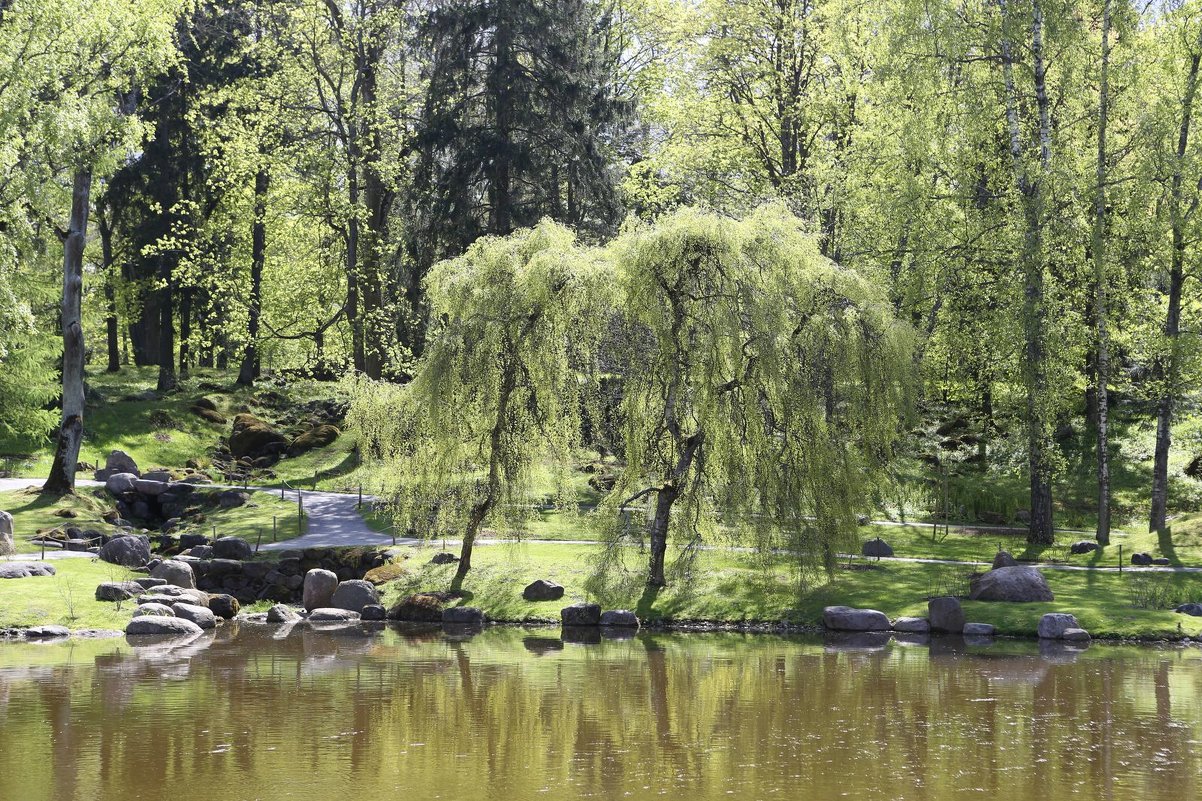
[1150, 32, 1202, 533]
[155, 252, 177, 392]
[1000, 0, 1054, 544]
[1092, 0, 1113, 545]
[43, 168, 93, 495]
[238, 167, 269, 386]
[452, 364, 517, 588]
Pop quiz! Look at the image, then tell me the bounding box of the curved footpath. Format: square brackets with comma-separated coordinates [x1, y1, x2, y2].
[2, 477, 1202, 573]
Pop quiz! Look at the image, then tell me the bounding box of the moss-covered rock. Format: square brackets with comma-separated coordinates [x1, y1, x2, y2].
[229, 414, 289, 459]
[288, 424, 340, 456]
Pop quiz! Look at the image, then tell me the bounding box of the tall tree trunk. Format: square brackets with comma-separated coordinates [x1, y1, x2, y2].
[43, 168, 93, 495]
[488, 0, 514, 235]
[1000, 0, 1054, 544]
[1092, 0, 1113, 545]
[156, 252, 177, 392]
[98, 205, 120, 373]
[178, 285, 191, 381]
[360, 46, 389, 381]
[1150, 30, 1202, 533]
[647, 432, 704, 588]
[238, 167, 269, 386]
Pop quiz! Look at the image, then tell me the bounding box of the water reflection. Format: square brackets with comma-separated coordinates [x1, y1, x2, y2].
[0, 626, 1199, 801]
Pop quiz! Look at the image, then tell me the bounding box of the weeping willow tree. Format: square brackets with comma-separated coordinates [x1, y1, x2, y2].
[350, 220, 610, 586]
[603, 205, 914, 588]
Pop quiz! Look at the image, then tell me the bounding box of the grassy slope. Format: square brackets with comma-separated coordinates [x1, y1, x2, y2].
[0, 486, 306, 550]
[0, 559, 139, 631]
[379, 541, 1202, 640]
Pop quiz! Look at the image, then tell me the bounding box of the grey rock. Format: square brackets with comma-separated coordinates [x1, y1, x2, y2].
[330, 580, 380, 613]
[1175, 603, 1202, 617]
[207, 594, 240, 619]
[138, 587, 210, 607]
[991, 551, 1019, 570]
[105, 450, 139, 476]
[1152, 557, 1172, 566]
[429, 552, 459, 565]
[963, 622, 996, 636]
[0, 562, 56, 579]
[523, 579, 565, 602]
[216, 490, 249, 509]
[1131, 552, 1154, 566]
[927, 596, 966, 633]
[861, 538, 894, 558]
[212, 537, 253, 560]
[599, 609, 639, 628]
[308, 608, 360, 622]
[1061, 628, 1091, 642]
[188, 545, 214, 560]
[133, 603, 175, 617]
[95, 581, 146, 602]
[1070, 541, 1099, 555]
[150, 559, 196, 589]
[1037, 613, 1080, 639]
[104, 472, 139, 496]
[133, 479, 169, 496]
[892, 617, 931, 633]
[267, 604, 300, 623]
[822, 606, 891, 632]
[133, 577, 167, 589]
[25, 625, 70, 639]
[97, 535, 151, 568]
[442, 606, 486, 626]
[302, 569, 338, 611]
[125, 617, 203, 637]
[561, 602, 601, 626]
[361, 604, 386, 621]
[969, 566, 1054, 602]
[142, 470, 173, 482]
[179, 533, 208, 549]
[171, 602, 217, 630]
[0, 510, 13, 555]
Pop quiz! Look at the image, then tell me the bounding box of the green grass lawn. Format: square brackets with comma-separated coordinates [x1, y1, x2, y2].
[0, 559, 139, 631]
[377, 540, 1202, 639]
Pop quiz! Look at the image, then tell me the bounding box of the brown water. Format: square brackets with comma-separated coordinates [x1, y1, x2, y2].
[0, 625, 1200, 801]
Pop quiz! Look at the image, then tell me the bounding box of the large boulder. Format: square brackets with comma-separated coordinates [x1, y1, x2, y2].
[267, 604, 300, 623]
[302, 569, 339, 611]
[1070, 541, 1099, 555]
[1175, 603, 1202, 617]
[105, 450, 140, 477]
[133, 603, 175, 617]
[288, 424, 341, 456]
[138, 587, 210, 607]
[561, 602, 601, 626]
[97, 535, 151, 568]
[229, 414, 290, 459]
[523, 579, 565, 602]
[892, 617, 931, 633]
[0, 562, 55, 579]
[95, 581, 146, 602]
[861, 538, 894, 558]
[134, 479, 169, 497]
[442, 606, 486, 626]
[927, 596, 966, 634]
[1037, 613, 1080, 639]
[963, 622, 996, 637]
[212, 536, 254, 560]
[149, 559, 196, 590]
[172, 602, 217, 630]
[599, 610, 639, 628]
[1061, 628, 1091, 642]
[1131, 552, 1154, 566]
[308, 608, 360, 622]
[104, 472, 139, 496]
[991, 551, 1018, 570]
[361, 605, 386, 621]
[330, 580, 380, 613]
[968, 566, 1054, 602]
[125, 616, 202, 637]
[0, 510, 13, 555]
[822, 606, 891, 632]
[207, 594, 240, 619]
[388, 592, 449, 622]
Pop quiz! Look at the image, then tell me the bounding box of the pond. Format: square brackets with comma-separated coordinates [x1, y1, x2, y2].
[0, 624, 1199, 800]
